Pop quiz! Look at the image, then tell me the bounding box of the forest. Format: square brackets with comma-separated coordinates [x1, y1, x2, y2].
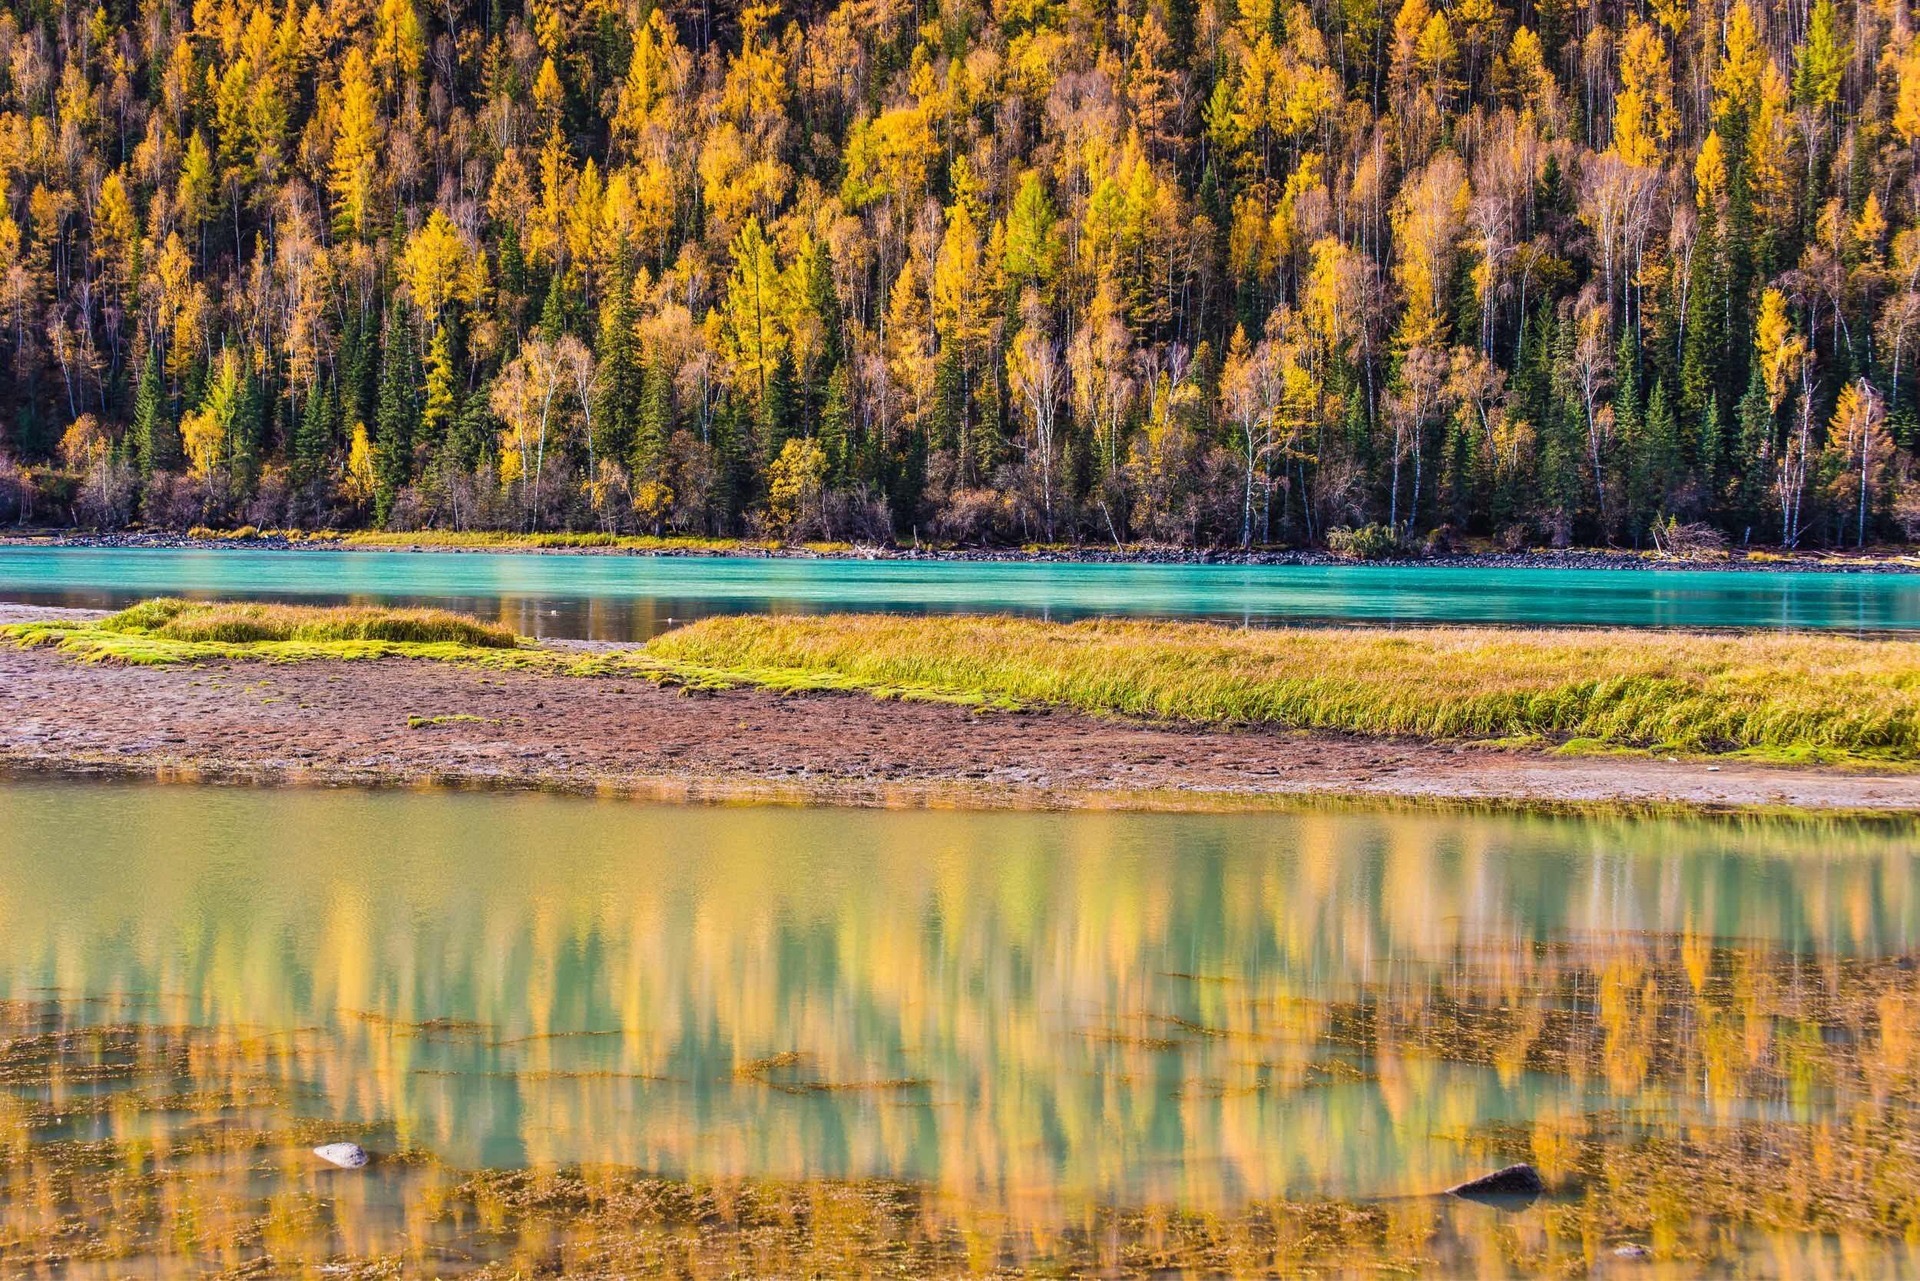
[0, 0, 1917, 549]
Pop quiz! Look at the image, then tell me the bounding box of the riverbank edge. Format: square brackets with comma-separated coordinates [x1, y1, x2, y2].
[1, 604, 1912, 819]
[2, 752, 1913, 822]
[11, 603, 1920, 818]
[8, 530, 1920, 573]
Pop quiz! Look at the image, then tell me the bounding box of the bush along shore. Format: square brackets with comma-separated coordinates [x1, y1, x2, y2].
[7, 601, 1918, 768]
[7, 528, 1920, 572]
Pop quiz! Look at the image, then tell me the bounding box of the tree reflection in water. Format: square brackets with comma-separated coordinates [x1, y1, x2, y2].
[0, 783, 1916, 1274]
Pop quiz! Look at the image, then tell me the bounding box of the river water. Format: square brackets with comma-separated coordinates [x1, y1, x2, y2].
[1, 545, 1917, 637]
[1, 780, 1917, 1273]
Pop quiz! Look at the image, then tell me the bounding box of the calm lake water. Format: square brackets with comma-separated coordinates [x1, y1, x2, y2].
[2, 545, 1918, 637]
[2, 780, 1918, 1273]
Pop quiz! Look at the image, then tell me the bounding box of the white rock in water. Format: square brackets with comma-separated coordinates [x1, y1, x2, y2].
[312, 1142, 369, 1169]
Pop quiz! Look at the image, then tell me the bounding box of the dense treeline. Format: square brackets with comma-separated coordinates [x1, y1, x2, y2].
[3, 0, 1920, 547]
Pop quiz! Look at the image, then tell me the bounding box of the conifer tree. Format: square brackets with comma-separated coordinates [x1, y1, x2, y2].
[131, 348, 180, 477]
[421, 326, 457, 450]
[294, 378, 334, 486]
[373, 313, 417, 524]
[593, 263, 641, 466]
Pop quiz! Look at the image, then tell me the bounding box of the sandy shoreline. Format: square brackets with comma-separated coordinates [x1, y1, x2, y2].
[2, 606, 1913, 814]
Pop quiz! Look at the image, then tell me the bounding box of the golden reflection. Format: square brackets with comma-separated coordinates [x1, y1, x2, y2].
[0, 784, 1916, 1273]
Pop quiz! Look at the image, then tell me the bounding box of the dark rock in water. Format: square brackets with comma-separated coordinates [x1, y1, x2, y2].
[1445, 1163, 1545, 1205]
[312, 1141, 370, 1169]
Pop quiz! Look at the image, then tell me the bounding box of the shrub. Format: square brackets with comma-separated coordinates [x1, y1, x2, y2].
[1326, 523, 1406, 561]
[1651, 516, 1729, 560]
[0, 455, 31, 523]
[74, 456, 137, 528]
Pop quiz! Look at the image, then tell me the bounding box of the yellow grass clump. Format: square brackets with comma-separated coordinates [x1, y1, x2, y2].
[648, 614, 1920, 762]
[98, 597, 521, 647]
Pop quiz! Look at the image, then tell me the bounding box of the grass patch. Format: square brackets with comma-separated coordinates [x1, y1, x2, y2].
[3, 598, 539, 668]
[100, 597, 520, 647]
[647, 614, 1920, 763]
[406, 713, 499, 728]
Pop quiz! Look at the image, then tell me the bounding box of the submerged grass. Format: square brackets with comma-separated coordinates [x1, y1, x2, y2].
[8, 601, 1920, 763]
[10, 934, 1920, 1274]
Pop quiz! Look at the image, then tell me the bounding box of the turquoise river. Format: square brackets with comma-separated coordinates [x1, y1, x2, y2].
[0, 544, 1917, 637]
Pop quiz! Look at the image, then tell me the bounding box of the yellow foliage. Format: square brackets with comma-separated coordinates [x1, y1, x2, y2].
[1897, 46, 1920, 144]
[1695, 129, 1727, 210]
[1712, 1, 1766, 122]
[345, 422, 376, 501]
[1612, 21, 1675, 166]
[1755, 288, 1807, 413]
[329, 47, 379, 238]
[401, 210, 485, 326]
[766, 436, 827, 535]
[58, 414, 111, 468]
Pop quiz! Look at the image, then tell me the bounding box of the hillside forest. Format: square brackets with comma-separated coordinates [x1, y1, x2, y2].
[3, 0, 1920, 548]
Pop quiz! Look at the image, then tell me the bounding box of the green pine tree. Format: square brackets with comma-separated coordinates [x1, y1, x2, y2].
[759, 347, 796, 465]
[1642, 378, 1680, 527]
[293, 376, 334, 486]
[1732, 361, 1773, 535]
[1612, 323, 1646, 537]
[634, 352, 673, 480]
[539, 273, 569, 341]
[593, 260, 641, 466]
[229, 357, 265, 497]
[131, 348, 180, 477]
[1680, 216, 1724, 434]
[373, 312, 417, 525]
[819, 362, 853, 484]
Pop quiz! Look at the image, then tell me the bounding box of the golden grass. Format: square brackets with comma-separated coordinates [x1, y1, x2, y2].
[100, 597, 521, 647]
[647, 614, 1920, 762]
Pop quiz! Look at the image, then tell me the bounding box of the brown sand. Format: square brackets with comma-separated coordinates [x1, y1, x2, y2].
[0, 605, 1913, 811]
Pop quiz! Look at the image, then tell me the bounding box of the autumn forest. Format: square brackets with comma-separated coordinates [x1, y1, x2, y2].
[1, 0, 1918, 548]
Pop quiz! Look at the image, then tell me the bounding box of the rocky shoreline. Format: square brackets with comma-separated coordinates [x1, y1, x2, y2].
[7, 528, 1920, 573]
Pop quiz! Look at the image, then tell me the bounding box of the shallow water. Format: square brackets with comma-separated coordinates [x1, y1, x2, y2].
[2, 545, 1917, 637]
[2, 781, 1919, 1273]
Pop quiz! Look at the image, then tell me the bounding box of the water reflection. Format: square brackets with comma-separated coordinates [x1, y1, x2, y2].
[0, 783, 1917, 1273]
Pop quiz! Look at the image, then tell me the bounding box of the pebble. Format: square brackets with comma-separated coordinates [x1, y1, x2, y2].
[312, 1141, 369, 1169]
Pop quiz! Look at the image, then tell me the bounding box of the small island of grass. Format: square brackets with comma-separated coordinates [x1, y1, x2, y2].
[7, 600, 1918, 771]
